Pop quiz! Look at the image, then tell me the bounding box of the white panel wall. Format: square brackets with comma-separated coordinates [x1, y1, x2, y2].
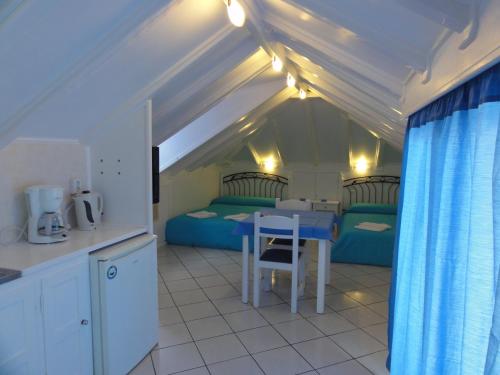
[0, 139, 89, 240]
[154, 165, 220, 242]
[290, 171, 317, 199]
[220, 161, 401, 202]
[89, 101, 152, 232]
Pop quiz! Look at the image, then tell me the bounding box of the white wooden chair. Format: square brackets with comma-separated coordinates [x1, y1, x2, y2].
[266, 198, 312, 294]
[253, 212, 305, 313]
[272, 198, 311, 248]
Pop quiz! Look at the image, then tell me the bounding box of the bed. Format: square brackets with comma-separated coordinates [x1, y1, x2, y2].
[331, 176, 400, 267]
[165, 172, 288, 251]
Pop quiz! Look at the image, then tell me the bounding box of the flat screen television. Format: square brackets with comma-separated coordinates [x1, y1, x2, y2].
[152, 146, 159, 204]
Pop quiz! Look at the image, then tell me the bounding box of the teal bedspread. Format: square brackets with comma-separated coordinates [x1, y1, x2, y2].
[331, 211, 396, 267]
[165, 203, 268, 251]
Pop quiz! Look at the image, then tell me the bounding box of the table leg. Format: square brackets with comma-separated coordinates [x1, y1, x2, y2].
[242, 235, 249, 304]
[317, 239, 326, 313]
[325, 243, 331, 285]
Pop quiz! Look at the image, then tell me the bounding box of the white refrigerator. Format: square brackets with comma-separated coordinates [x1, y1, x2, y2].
[90, 234, 158, 375]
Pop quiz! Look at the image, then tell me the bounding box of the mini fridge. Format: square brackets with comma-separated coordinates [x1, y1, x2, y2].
[90, 234, 158, 375]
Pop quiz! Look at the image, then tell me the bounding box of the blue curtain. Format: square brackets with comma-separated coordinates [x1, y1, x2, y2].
[388, 63, 500, 375]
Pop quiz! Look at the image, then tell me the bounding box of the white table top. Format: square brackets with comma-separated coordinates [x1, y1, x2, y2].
[0, 224, 147, 276]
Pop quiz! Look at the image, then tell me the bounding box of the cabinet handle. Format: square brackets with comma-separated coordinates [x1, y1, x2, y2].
[81, 319, 89, 326]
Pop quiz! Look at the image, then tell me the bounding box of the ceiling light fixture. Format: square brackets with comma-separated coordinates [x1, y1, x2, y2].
[287, 73, 296, 88]
[299, 88, 307, 100]
[272, 55, 283, 72]
[225, 0, 246, 27]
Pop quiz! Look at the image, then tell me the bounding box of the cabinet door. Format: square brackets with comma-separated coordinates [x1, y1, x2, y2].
[0, 279, 42, 375]
[41, 258, 92, 375]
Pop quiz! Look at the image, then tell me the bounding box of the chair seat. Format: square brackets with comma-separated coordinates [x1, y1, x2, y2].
[270, 238, 306, 247]
[260, 248, 303, 263]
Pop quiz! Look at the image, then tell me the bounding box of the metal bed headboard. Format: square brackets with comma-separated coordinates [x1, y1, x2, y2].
[222, 172, 288, 199]
[342, 175, 400, 209]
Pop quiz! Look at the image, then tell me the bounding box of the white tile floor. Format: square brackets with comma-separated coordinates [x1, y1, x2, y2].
[129, 244, 391, 375]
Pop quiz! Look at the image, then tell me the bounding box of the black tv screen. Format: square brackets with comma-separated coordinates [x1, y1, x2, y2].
[152, 146, 159, 204]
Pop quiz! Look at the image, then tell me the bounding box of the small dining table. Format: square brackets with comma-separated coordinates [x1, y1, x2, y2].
[233, 209, 336, 313]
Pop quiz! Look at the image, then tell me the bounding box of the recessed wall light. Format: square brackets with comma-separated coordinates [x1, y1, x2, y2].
[287, 73, 296, 88]
[262, 156, 277, 172]
[354, 156, 368, 173]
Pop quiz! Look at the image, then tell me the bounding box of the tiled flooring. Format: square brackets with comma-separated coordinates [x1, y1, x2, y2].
[130, 244, 392, 375]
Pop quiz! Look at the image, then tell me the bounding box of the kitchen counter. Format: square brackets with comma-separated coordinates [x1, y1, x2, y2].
[0, 224, 147, 277]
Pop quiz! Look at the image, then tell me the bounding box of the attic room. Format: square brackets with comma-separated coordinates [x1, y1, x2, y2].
[0, 1, 498, 375]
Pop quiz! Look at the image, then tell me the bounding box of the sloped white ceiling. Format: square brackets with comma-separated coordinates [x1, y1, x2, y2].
[155, 0, 498, 173]
[0, 0, 498, 169]
[205, 97, 402, 170]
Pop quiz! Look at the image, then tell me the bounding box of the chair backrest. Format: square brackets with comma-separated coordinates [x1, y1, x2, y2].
[276, 198, 312, 211]
[254, 212, 300, 256]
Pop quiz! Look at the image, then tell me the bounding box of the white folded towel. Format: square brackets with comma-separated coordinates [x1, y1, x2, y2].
[224, 213, 250, 221]
[355, 222, 392, 232]
[187, 211, 217, 219]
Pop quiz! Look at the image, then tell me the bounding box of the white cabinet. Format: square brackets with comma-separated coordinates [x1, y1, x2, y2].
[0, 280, 42, 375]
[41, 258, 93, 375]
[0, 256, 92, 375]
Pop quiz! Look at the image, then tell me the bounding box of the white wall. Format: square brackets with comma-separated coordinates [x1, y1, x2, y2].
[0, 139, 89, 242]
[89, 101, 153, 232]
[154, 164, 220, 242]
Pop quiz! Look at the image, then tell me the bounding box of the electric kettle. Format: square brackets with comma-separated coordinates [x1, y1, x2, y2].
[73, 191, 103, 230]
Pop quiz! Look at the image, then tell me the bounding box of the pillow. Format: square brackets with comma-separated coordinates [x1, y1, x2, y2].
[211, 195, 276, 207]
[346, 203, 397, 215]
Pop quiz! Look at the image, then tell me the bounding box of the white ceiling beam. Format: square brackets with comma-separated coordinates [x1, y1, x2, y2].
[152, 44, 269, 143]
[184, 127, 256, 172]
[312, 86, 404, 148]
[303, 74, 405, 129]
[160, 77, 289, 173]
[218, 117, 269, 164]
[402, 0, 500, 115]
[396, 0, 471, 32]
[185, 88, 294, 170]
[270, 119, 288, 166]
[0, 0, 26, 28]
[291, 55, 403, 121]
[271, 31, 403, 101]
[0, 0, 175, 145]
[263, 5, 421, 81]
[152, 30, 256, 122]
[283, 0, 428, 72]
[195, 117, 269, 170]
[238, 0, 275, 55]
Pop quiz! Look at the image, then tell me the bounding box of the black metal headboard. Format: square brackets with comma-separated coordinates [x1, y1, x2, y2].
[222, 172, 288, 199]
[343, 175, 400, 209]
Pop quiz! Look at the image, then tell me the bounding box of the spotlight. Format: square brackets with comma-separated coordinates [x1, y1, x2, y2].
[226, 0, 245, 27]
[272, 55, 283, 72]
[299, 88, 307, 100]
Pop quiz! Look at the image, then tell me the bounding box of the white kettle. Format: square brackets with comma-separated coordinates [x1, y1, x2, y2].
[73, 191, 103, 230]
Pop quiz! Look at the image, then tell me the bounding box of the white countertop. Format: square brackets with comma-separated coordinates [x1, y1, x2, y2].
[0, 224, 147, 276]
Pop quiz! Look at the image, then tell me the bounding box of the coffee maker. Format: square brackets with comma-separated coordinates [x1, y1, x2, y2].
[25, 185, 68, 244]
